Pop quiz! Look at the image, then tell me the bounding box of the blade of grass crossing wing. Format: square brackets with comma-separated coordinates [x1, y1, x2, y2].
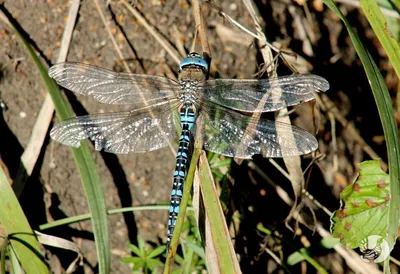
[360, 0, 400, 78]
[1, 7, 111, 273]
[323, 0, 400, 271]
[0, 166, 48, 273]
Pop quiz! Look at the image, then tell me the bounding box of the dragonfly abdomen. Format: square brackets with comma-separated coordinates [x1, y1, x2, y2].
[167, 104, 195, 245]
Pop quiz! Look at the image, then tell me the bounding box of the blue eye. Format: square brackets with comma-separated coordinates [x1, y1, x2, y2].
[179, 53, 208, 71]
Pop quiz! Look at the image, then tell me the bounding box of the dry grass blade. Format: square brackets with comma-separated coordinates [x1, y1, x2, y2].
[214, 23, 253, 47]
[36, 231, 83, 273]
[93, 0, 177, 156]
[20, 0, 80, 176]
[251, 160, 382, 274]
[120, 0, 181, 64]
[316, 93, 388, 171]
[196, 152, 242, 274]
[240, 0, 305, 222]
[189, 0, 241, 271]
[191, 0, 211, 57]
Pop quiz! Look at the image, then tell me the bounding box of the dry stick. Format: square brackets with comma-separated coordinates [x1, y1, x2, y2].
[315, 93, 388, 171]
[191, 1, 241, 273]
[120, 0, 181, 65]
[288, 5, 313, 57]
[316, 224, 382, 274]
[191, 0, 211, 57]
[171, 25, 188, 57]
[329, 110, 339, 173]
[250, 162, 382, 274]
[92, 0, 178, 156]
[240, 2, 383, 272]
[106, 5, 145, 72]
[240, 3, 379, 273]
[92, 0, 129, 71]
[243, 0, 305, 227]
[204, 0, 281, 53]
[233, 0, 273, 164]
[248, 161, 293, 205]
[19, 0, 81, 176]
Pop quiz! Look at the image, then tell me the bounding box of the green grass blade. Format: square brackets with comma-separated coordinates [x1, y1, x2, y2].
[39, 205, 172, 230]
[8, 244, 23, 274]
[164, 145, 202, 273]
[360, 0, 400, 78]
[323, 0, 400, 270]
[0, 166, 48, 273]
[69, 146, 110, 274]
[197, 152, 240, 273]
[0, 6, 111, 273]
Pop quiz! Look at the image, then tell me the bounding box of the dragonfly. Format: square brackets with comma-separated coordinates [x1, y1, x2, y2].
[48, 53, 329, 246]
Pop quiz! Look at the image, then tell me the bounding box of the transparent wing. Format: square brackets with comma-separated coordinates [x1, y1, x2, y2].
[200, 104, 318, 158]
[201, 74, 329, 113]
[48, 62, 180, 105]
[50, 101, 179, 154]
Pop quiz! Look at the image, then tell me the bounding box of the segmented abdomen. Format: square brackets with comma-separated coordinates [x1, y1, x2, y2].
[167, 104, 195, 245]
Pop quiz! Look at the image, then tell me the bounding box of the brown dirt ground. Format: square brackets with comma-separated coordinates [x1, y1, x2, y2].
[0, 0, 397, 273]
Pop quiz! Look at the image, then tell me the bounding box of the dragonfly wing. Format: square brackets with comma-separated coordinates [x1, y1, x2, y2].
[201, 74, 329, 113]
[201, 104, 318, 158]
[50, 101, 179, 154]
[49, 62, 180, 105]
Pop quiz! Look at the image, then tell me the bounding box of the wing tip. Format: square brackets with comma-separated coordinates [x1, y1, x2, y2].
[48, 63, 63, 78]
[50, 123, 83, 148]
[312, 75, 330, 92]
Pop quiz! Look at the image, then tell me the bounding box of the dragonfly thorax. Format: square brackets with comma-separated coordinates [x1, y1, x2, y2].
[178, 79, 201, 105]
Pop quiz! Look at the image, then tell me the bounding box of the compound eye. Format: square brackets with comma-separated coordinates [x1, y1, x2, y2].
[179, 53, 209, 72]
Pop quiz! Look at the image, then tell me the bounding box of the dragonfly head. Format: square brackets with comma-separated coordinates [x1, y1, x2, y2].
[179, 52, 209, 72]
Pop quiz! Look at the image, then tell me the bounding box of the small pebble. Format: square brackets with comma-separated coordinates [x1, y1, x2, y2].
[19, 111, 27, 118]
[229, 3, 237, 11]
[49, 160, 56, 169]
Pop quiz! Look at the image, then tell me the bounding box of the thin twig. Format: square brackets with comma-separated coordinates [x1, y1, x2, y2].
[315, 93, 388, 171]
[191, 0, 211, 57]
[205, 0, 283, 54]
[251, 159, 381, 274]
[20, 0, 81, 175]
[93, 0, 177, 156]
[120, 0, 181, 65]
[243, 0, 306, 226]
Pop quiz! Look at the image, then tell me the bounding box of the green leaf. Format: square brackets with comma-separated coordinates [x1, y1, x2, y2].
[209, 158, 232, 169]
[0, 166, 48, 273]
[360, 0, 400, 78]
[287, 248, 328, 273]
[287, 251, 304, 265]
[324, 0, 400, 270]
[0, 7, 111, 273]
[127, 243, 143, 256]
[320, 237, 340, 249]
[147, 259, 164, 268]
[132, 260, 145, 271]
[120, 257, 138, 264]
[180, 238, 205, 260]
[331, 160, 390, 248]
[197, 152, 240, 273]
[148, 246, 166, 258]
